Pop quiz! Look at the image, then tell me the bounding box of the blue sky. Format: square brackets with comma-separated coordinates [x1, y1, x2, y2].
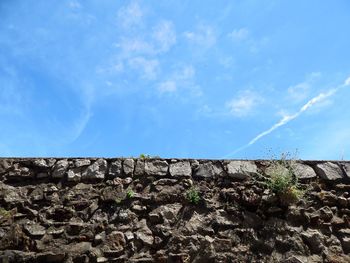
[1, 0, 350, 159]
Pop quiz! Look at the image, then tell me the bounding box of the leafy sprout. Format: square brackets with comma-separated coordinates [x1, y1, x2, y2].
[186, 187, 200, 205]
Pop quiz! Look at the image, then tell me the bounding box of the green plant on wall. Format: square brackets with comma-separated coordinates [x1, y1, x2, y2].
[0, 207, 13, 225]
[139, 154, 160, 159]
[139, 154, 151, 159]
[186, 187, 200, 205]
[126, 188, 135, 199]
[0, 207, 10, 218]
[263, 153, 304, 205]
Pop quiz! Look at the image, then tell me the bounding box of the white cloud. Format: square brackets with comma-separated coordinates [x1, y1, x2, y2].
[219, 56, 234, 68]
[287, 72, 321, 102]
[228, 28, 249, 41]
[113, 19, 177, 83]
[198, 104, 213, 114]
[152, 20, 176, 53]
[128, 57, 159, 80]
[345, 76, 350, 86]
[227, 28, 270, 54]
[184, 24, 216, 49]
[68, 1, 81, 9]
[175, 65, 195, 80]
[116, 38, 154, 56]
[226, 90, 262, 117]
[287, 82, 310, 102]
[158, 80, 177, 93]
[156, 65, 202, 96]
[117, 2, 143, 29]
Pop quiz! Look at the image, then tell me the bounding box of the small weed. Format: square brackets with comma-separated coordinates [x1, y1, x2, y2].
[139, 153, 151, 159]
[186, 187, 200, 205]
[0, 207, 13, 225]
[266, 163, 294, 193]
[126, 189, 135, 198]
[263, 153, 304, 205]
[250, 152, 305, 205]
[0, 207, 10, 217]
[139, 154, 160, 159]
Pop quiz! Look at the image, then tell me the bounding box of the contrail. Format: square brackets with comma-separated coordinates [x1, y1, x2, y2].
[223, 77, 350, 158]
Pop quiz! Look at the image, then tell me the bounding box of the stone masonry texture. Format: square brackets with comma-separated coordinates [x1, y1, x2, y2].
[0, 158, 350, 262]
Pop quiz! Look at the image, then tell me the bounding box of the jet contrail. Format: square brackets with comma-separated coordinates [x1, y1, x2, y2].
[223, 77, 350, 158]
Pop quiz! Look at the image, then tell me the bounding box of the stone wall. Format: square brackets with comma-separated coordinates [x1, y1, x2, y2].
[0, 158, 350, 262]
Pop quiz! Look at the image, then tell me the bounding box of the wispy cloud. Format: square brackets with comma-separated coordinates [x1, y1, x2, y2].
[68, 1, 81, 9]
[226, 90, 263, 117]
[116, 38, 154, 57]
[152, 20, 176, 53]
[224, 77, 350, 157]
[113, 9, 177, 82]
[128, 57, 160, 80]
[287, 72, 321, 102]
[157, 65, 201, 96]
[228, 28, 249, 41]
[345, 77, 350, 86]
[227, 27, 269, 53]
[157, 80, 177, 93]
[184, 24, 216, 49]
[117, 2, 144, 29]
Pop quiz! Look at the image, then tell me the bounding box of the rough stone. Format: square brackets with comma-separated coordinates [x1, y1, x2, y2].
[32, 159, 48, 168]
[68, 241, 92, 255]
[109, 160, 122, 178]
[82, 159, 107, 180]
[23, 224, 46, 237]
[123, 159, 135, 176]
[169, 161, 192, 177]
[338, 196, 348, 207]
[145, 160, 168, 176]
[292, 162, 317, 180]
[47, 227, 64, 236]
[301, 229, 324, 254]
[314, 162, 344, 181]
[282, 256, 307, 263]
[150, 203, 182, 225]
[226, 160, 258, 180]
[29, 188, 44, 201]
[67, 169, 81, 182]
[52, 159, 69, 178]
[341, 236, 350, 253]
[0, 159, 11, 174]
[124, 231, 134, 242]
[103, 231, 126, 255]
[75, 159, 91, 167]
[37, 172, 49, 179]
[36, 252, 65, 263]
[134, 160, 145, 177]
[194, 162, 223, 179]
[135, 219, 154, 246]
[341, 162, 350, 178]
[2, 185, 27, 205]
[7, 165, 34, 180]
[101, 186, 123, 202]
